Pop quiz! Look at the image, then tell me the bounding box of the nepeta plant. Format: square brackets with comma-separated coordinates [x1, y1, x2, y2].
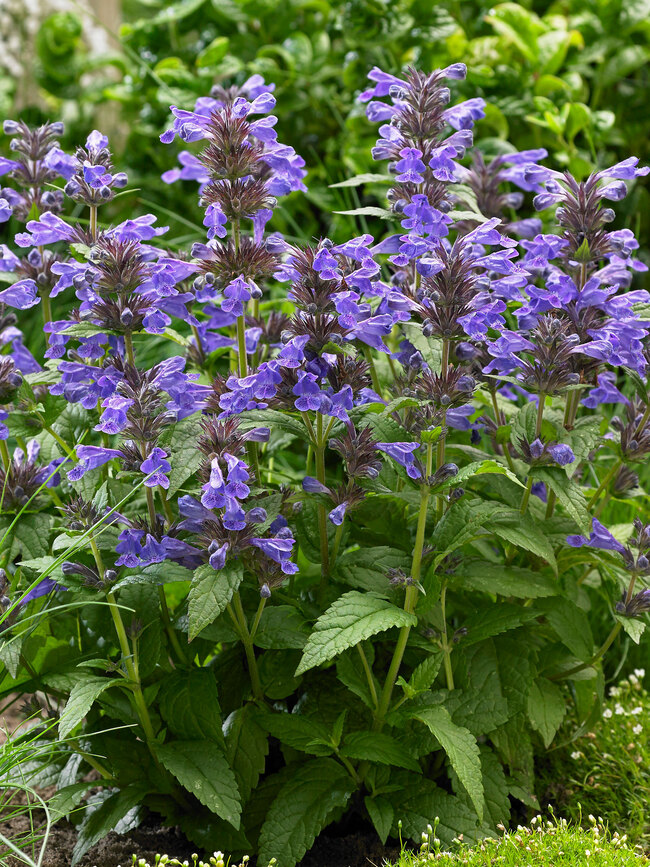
[0, 63, 648, 867]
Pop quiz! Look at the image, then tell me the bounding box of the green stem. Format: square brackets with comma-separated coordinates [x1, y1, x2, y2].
[520, 393, 545, 516]
[249, 596, 267, 640]
[550, 621, 622, 682]
[316, 412, 330, 601]
[356, 643, 378, 710]
[440, 583, 454, 690]
[159, 487, 175, 525]
[43, 425, 76, 461]
[373, 441, 433, 730]
[231, 592, 264, 701]
[332, 521, 345, 565]
[158, 584, 188, 666]
[634, 402, 650, 439]
[236, 314, 248, 379]
[586, 459, 622, 511]
[364, 345, 381, 395]
[39, 290, 52, 329]
[124, 332, 136, 366]
[90, 205, 97, 240]
[88, 535, 158, 744]
[0, 439, 10, 471]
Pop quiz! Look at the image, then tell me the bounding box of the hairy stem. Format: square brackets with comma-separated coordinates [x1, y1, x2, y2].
[440, 583, 454, 690]
[586, 459, 622, 511]
[124, 332, 136, 367]
[520, 393, 546, 516]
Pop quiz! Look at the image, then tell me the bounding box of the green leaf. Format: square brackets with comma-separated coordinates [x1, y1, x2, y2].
[456, 562, 558, 598]
[253, 605, 310, 650]
[197, 36, 229, 67]
[539, 597, 594, 661]
[239, 408, 306, 440]
[256, 711, 333, 757]
[527, 678, 566, 747]
[462, 604, 539, 646]
[296, 591, 417, 675]
[430, 500, 505, 569]
[364, 795, 394, 844]
[412, 706, 484, 821]
[224, 705, 269, 803]
[158, 414, 204, 496]
[334, 546, 410, 593]
[154, 740, 241, 827]
[336, 649, 379, 708]
[258, 758, 354, 866]
[159, 669, 223, 744]
[71, 787, 144, 866]
[59, 676, 117, 739]
[489, 512, 557, 573]
[391, 775, 481, 845]
[333, 206, 394, 219]
[616, 614, 646, 644]
[329, 173, 391, 188]
[409, 653, 443, 692]
[531, 467, 591, 532]
[188, 561, 243, 641]
[340, 731, 421, 771]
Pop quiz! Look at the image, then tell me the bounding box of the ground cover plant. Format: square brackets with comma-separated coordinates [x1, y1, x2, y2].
[542, 669, 650, 847]
[392, 814, 648, 865]
[0, 59, 649, 867]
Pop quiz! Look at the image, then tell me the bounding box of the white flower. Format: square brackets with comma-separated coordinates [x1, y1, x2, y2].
[609, 686, 620, 697]
[571, 750, 582, 760]
[615, 703, 625, 715]
[603, 708, 613, 718]
[631, 706, 643, 715]
[634, 668, 645, 678]
[633, 724, 643, 735]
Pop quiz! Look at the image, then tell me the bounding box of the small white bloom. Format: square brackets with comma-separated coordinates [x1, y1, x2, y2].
[571, 750, 582, 760]
[603, 708, 613, 718]
[633, 724, 643, 735]
[634, 668, 645, 678]
[631, 706, 643, 715]
[615, 703, 625, 715]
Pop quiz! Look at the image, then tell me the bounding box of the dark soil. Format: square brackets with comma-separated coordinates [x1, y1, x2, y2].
[0, 805, 402, 867]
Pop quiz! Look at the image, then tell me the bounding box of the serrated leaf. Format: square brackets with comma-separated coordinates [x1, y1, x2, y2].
[539, 597, 594, 661]
[532, 467, 591, 532]
[159, 669, 223, 744]
[256, 711, 333, 756]
[527, 678, 566, 747]
[412, 706, 484, 821]
[392, 775, 481, 845]
[340, 731, 420, 771]
[258, 758, 354, 866]
[489, 512, 557, 573]
[336, 649, 378, 708]
[456, 562, 558, 598]
[253, 605, 310, 649]
[296, 591, 417, 675]
[59, 676, 118, 739]
[616, 614, 646, 644]
[188, 561, 243, 641]
[154, 740, 241, 827]
[462, 603, 539, 646]
[410, 653, 443, 691]
[239, 408, 305, 440]
[364, 795, 394, 844]
[224, 705, 268, 803]
[334, 546, 410, 593]
[430, 500, 505, 569]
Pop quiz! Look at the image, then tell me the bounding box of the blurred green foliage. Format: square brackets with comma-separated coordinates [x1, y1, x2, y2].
[14, 0, 650, 246]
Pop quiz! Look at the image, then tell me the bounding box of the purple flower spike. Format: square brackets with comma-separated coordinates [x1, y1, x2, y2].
[329, 502, 348, 525]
